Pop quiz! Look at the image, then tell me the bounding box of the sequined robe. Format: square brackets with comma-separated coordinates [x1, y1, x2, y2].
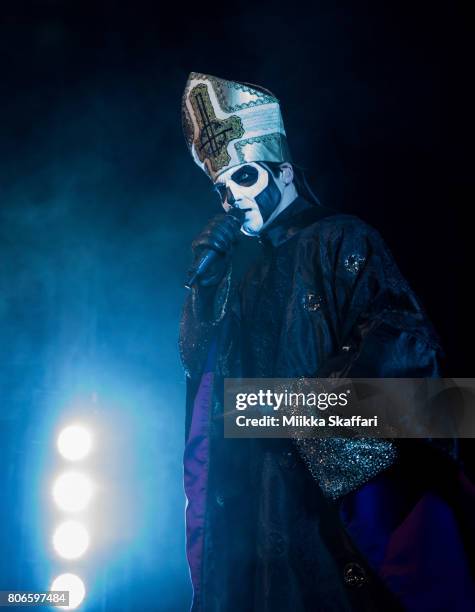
[179, 197, 474, 611]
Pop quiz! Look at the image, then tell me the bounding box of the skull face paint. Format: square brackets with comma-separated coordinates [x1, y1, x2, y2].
[214, 162, 282, 235]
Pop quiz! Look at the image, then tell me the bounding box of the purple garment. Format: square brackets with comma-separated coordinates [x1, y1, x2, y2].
[183, 339, 217, 610]
[340, 471, 475, 611]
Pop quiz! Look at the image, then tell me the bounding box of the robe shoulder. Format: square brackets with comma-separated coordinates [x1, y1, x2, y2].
[298, 212, 386, 251]
[296, 211, 443, 356]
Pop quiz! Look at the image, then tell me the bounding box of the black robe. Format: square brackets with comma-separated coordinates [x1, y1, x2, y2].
[179, 196, 471, 611]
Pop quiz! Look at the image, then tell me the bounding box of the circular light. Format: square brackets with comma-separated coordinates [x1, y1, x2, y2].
[57, 425, 92, 461]
[53, 520, 90, 559]
[52, 471, 93, 512]
[50, 573, 85, 610]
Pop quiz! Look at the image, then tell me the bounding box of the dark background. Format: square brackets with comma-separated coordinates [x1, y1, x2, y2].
[0, 1, 472, 610]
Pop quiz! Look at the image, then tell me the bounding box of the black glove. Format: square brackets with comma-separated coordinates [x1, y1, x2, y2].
[190, 213, 241, 287]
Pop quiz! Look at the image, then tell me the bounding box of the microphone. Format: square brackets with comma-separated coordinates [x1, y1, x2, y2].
[184, 207, 245, 289]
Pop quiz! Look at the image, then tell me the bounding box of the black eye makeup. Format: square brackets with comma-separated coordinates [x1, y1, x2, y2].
[214, 183, 227, 203]
[231, 164, 259, 187]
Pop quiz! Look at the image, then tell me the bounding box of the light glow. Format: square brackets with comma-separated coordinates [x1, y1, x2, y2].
[51, 573, 85, 610]
[53, 520, 90, 559]
[57, 425, 92, 461]
[52, 471, 93, 512]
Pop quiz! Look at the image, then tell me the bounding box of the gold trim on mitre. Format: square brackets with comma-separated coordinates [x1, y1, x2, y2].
[182, 72, 291, 181]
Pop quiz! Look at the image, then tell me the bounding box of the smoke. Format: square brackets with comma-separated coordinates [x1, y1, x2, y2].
[0, 67, 197, 608]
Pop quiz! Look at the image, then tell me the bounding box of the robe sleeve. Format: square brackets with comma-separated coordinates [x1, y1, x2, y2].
[314, 216, 443, 378]
[178, 267, 232, 379]
[293, 216, 453, 500]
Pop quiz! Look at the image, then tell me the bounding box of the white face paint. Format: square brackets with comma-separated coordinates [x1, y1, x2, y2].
[214, 162, 281, 235]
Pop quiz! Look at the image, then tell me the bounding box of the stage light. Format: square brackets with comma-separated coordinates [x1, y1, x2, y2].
[50, 573, 85, 610]
[53, 520, 89, 560]
[57, 425, 92, 461]
[52, 471, 93, 513]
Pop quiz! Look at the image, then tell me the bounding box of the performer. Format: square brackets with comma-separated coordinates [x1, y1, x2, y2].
[179, 72, 475, 611]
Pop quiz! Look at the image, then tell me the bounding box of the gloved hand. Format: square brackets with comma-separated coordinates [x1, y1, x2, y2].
[189, 213, 241, 286]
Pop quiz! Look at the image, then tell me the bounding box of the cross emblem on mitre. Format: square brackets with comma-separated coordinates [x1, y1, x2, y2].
[189, 84, 244, 174]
